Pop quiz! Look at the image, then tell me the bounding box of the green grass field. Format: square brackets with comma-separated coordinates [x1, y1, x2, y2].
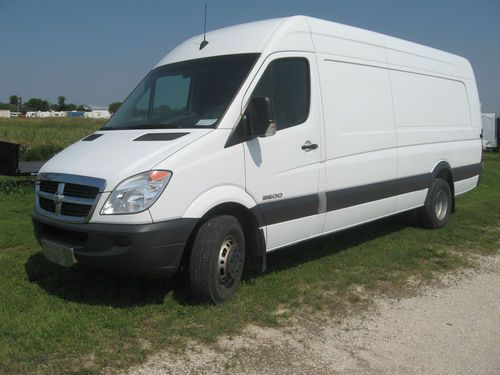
[0, 150, 498, 374]
[0, 118, 104, 160]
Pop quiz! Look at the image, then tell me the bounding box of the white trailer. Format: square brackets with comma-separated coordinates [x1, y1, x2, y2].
[481, 113, 498, 151]
[84, 110, 111, 119]
[50, 111, 67, 118]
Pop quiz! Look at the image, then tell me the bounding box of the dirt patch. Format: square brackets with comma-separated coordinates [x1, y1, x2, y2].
[121, 255, 500, 374]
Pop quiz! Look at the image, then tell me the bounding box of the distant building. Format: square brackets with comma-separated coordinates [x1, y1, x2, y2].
[26, 111, 67, 118]
[0, 110, 10, 118]
[84, 109, 111, 119]
[22, 108, 110, 119]
[26, 111, 51, 118]
[67, 111, 85, 118]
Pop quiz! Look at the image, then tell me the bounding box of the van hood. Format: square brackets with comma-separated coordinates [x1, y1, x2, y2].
[39, 129, 212, 191]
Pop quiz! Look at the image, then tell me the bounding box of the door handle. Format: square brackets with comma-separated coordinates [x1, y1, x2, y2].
[301, 141, 318, 151]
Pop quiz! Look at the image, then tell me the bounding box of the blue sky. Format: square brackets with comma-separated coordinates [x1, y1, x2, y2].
[1, 0, 498, 111]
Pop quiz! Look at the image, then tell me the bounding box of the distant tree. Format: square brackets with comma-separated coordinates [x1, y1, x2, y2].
[109, 102, 122, 113]
[66, 103, 77, 111]
[49, 103, 59, 111]
[57, 96, 66, 110]
[25, 98, 50, 111]
[0, 103, 12, 110]
[9, 95, 19, 106]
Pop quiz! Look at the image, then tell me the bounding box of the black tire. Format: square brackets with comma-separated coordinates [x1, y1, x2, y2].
[189, 215, 245, 304]
[418, 178, 452, 229]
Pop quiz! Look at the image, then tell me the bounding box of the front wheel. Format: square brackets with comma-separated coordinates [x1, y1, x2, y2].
[418, 178, 452, 229]
[189, 215, 245, 304]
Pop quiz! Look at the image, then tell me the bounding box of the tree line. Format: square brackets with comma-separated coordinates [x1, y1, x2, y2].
[0, 95, 122, 113]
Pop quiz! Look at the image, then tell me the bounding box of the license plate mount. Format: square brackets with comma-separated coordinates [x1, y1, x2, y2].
[41, 240, 77, 267]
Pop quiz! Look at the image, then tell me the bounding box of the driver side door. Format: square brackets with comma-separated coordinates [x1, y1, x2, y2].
[243, 52, 324, 250]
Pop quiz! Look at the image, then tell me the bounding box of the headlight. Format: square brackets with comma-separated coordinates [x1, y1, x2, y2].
[101, 170, 172, 215]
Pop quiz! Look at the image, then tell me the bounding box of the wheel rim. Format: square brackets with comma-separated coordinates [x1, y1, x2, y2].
[218, 235, 243, 287]
[435, 190, 448, 221]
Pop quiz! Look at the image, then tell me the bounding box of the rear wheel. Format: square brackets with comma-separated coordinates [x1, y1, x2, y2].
[189, 215, 245, 304]
[418, 178, 452, 229]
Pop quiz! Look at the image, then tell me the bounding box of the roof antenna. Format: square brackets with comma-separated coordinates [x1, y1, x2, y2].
[200, 3, 209, 50]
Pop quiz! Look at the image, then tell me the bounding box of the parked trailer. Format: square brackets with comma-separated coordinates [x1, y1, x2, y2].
[32, 16, 482, 304]
[481, 113, 498, 151]
[51, 111, 67, 118]
[66, 111, 85, 118]
[25, 111, 53, 118]
[84, 110, 111, 119]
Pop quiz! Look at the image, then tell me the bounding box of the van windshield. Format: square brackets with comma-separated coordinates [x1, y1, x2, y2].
[103, 54, 259, 130]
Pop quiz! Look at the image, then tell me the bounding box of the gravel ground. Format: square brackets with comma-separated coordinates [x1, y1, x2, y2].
[124, 255, 500, 375]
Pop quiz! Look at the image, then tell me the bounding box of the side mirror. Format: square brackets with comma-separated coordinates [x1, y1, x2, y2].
[247, 96, 276, 138]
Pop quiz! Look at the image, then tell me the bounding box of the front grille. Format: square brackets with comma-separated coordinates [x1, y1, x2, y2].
[39, 197, 56, 212]
[36, 174, 105, 223]
[64, 183, 99, 199]
[40, 180, 58, 193]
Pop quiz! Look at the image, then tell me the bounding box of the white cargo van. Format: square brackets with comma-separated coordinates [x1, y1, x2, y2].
[32, 16, 482, 303]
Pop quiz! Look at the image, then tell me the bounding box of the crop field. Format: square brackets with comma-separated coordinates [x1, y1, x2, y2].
[0, 122, 498, 373]
[0, 118, 104, 160]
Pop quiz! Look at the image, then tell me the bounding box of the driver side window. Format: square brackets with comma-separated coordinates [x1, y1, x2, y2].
[252, 58, 310, 130]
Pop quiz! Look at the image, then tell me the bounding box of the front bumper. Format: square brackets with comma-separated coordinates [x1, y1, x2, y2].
[32, 210, 197, 278]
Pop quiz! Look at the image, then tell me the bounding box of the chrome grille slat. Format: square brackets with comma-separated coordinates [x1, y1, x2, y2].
[35, 173, 106, 223]
[38, 191, 57, 200]
[55, 195, 94, 205]
[38, 190, 94, 204]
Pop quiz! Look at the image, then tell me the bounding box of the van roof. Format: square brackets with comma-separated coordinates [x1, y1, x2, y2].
[156, 15, 473, 80]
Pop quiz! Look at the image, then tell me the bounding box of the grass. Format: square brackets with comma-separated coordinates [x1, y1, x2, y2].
[0, 118, 104, 160]
[0, 153, 498, 374]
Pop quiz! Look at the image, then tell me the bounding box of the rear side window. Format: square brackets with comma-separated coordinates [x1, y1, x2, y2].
[252, 58, 310, 130]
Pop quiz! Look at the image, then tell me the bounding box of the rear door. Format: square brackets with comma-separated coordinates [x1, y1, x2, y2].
[243, 52, 324, 250]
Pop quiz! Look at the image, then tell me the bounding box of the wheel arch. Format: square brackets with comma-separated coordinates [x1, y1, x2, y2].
[430, 160, 455, 210]
[182, 187, 267, 273]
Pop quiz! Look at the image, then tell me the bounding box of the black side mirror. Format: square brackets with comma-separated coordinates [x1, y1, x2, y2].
[247, 96, 276, 138]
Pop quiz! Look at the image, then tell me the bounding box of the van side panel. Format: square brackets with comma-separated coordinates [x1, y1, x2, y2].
[320, 59, 396, 158]
[390, 70, 473, 145]
[464, 78, 483, 131]
[387, 52, 481, 211]
[384, 38, 473, 79]
[309, 16, 481, 235]
[306, 17, 387, 63]
[391, 72, 471, 127]
[316, 52, 398, 232]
